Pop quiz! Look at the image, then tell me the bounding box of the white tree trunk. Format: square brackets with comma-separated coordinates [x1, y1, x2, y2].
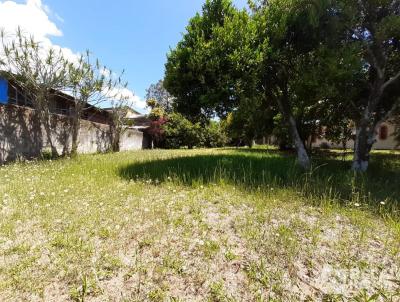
[288, 116, 311, 170]
[352, 128, 369, 172]
[352, 119, 376, 172]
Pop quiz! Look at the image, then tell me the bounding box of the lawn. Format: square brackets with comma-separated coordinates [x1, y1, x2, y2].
[0, 148, 399, 301]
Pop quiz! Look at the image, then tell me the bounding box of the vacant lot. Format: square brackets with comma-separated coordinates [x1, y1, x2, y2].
[0, 148, 399, 301]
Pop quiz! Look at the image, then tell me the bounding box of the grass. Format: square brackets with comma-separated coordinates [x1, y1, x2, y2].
[0, 148, 399, 301]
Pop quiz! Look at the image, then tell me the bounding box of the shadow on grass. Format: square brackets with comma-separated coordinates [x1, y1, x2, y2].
[118, 149, 400, 210]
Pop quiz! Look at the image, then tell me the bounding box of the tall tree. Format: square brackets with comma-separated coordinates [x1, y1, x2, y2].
[338, 0, 400, 171]
[165, 0, 339, 168]
[67, 52, 108, 156]
[247, 0, 336, 168]
[164, 0, 239, 122]
[67, 52, 128, 154]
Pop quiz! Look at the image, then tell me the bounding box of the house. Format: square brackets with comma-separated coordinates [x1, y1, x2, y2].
[0, 76, 150, 163]
[310, 121, 399, 150]
[103, 107, 152, 131]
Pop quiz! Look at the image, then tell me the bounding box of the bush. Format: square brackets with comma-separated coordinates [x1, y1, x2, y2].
[162, 113, 202, 149]
[159, 113, 228, 149]
[202, 121, 228, 148]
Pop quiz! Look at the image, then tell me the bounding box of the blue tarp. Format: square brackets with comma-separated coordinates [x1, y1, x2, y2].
[0, 77, 8, 104]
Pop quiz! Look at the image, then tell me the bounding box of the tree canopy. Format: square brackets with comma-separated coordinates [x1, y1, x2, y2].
[164, 0, 400, 171]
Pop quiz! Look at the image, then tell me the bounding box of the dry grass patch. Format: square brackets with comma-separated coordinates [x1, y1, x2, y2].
[0, 149, 399, 301]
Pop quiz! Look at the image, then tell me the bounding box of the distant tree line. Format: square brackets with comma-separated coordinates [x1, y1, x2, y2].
[156, 0, 399, 172]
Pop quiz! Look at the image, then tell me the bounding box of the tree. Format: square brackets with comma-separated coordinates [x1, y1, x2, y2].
[145, 97, 167, 148]
[165, 0, 336, 169]
[165, 0, 400, 171]
[68, 52, 128, 154]
[392, 105, 400, 147]
[225, 98, 276, 147]
[67, 52, 114, 156]
[145, 80, 174, 112]
[337, 0, 400, 171]
[0, 28, 69, 157]
[252, 0, 345, 169]
[108, 100, 131, 152]
[164, 0, 239, 122]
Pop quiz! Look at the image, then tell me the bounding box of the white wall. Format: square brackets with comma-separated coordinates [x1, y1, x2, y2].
[0, 104, 147, 163]
[312, 122, 399, 150]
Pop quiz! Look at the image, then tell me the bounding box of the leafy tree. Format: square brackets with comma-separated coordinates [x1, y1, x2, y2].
[251, 0, 344, 168]
[146, 97, 167, 148]
[225, 98, 276, 147]
[336, 0, 400, 171]
[166, 0, 400, 171]
[165, 0, 338, 168]
[164, 0, 239, 122]
[67, 52, 125, 155]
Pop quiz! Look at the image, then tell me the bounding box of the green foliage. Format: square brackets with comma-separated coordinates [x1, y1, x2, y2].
[162, 112, 203, 149]
[394, 112, 400, 147]
[202, 121, 228, 148]
[164, 0, 248, 121]
[156, 113, 228, 149]
[164, 0, 400, 171]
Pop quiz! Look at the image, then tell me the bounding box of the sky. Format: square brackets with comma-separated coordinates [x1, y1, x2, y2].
[0, 0, 248, 113]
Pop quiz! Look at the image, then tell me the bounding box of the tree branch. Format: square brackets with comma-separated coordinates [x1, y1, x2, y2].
[382, 71, 400, 93]
[366, 46, 385, 80]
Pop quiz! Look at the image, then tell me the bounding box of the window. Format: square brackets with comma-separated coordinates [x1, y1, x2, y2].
[8, 84, 17, 105]
[26, 96, 33, 108]
[17, 90, 25, 106]
[7, 83, 34, 108]
[379, 125, 388, 140]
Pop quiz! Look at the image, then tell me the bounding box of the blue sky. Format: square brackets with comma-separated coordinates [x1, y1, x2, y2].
[0, 0, 247, 112]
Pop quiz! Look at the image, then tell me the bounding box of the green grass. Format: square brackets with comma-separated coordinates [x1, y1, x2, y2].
[0, 148, 399, 301]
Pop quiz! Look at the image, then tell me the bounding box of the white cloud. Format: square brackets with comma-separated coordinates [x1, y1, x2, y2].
[131, 95, 148, 113]
[0, 0, 78, 64]
[105, 87, 148, 113]
[0, 0, 62, 40]
[0, 0, 144, 112]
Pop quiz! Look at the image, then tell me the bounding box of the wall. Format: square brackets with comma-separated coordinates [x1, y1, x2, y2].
[311, 122, 399, 150]
[0, 104, 146, 163]
[120, 128, 148, 151]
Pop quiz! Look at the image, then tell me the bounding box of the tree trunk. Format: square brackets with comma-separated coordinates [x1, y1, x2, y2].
[352, 116, 379, 172]
[41, 109, 59, 158]
[288, 115, 311, 169]
[70, 115, 80, 157]
[111, 125, 121, 152]
[275, 88, 311, 170]
[351, 79, 384, 172]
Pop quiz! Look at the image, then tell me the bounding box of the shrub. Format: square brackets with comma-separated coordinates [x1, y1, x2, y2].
[202, 121, 228, 148]
[160, 114, 228, 149]
[162, 113, 202, 149]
